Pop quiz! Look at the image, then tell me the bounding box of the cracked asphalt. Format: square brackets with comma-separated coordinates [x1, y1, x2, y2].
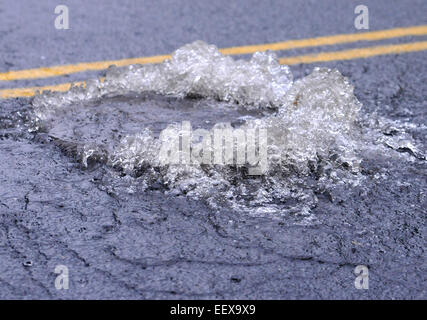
[0, 0, 426, 299]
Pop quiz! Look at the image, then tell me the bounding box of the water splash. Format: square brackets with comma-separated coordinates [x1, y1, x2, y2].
[32, 41, 292, 124]
[30, 41, 424, 219]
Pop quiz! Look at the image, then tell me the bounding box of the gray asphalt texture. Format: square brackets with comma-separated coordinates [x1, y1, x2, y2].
[0, 0, 426, 299]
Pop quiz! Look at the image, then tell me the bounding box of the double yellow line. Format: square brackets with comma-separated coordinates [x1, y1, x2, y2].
[1, 25, 426, 99]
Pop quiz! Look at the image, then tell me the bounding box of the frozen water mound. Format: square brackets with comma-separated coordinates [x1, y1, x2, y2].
[30, 41, 424, 220]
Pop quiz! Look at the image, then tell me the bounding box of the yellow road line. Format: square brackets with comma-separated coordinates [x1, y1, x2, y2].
[221, 25, 427, 55]
[279, 40, 427, 65]
[1, 25, 426, 81]
[0, 55, 171, 82]
[1, 41, 426, 99]
[0, 82, 83, 99]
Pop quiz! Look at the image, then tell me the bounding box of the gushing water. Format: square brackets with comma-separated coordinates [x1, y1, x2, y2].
[30, 41, 424, 220]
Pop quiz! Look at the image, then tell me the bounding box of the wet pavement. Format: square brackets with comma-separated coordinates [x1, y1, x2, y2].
[0, 0, 426, 299]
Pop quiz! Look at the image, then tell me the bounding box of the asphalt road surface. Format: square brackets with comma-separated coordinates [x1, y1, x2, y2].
[0, 0, 426, 299]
